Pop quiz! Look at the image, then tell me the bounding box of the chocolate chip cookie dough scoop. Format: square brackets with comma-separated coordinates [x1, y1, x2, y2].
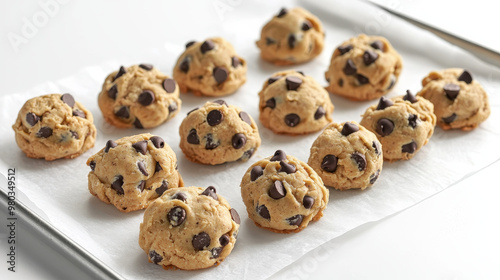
[173, 37, 247, 96]
[240, 150, 329, 233]
[12, 93, 96, 161]
[139, 186, 240, 270]
[98, 64, 182, 129]
[256, 7, 325, 65]
[86, 133, 183, 212]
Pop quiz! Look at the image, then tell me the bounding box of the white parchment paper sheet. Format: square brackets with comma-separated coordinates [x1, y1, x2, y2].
[1, 0, 499, 279]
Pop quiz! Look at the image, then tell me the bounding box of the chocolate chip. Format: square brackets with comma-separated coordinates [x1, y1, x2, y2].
[201, 186, 218, 200]
[265, 98, 276, 109]
[458, 70, 472, 84]
[231, 57, 241, 68]
[279, 161, 296, 174]
[114, 66, 126, 81]
[271, 150, 286, 162]
[341, 122, 359, 136]
[149, 136, 164, 149]
[193, 232, 211, 251]
[132, 140, 148, 155]
[185, 41, 196, 49]
[105, 140, 117, 153]
[134, 118, 143, 129]
[239, 111, 252, 125]
[230, 208, 240, 224]
[115, 106, 130, 118]
[442, 113, 457, 124]
[266, 37, 276, 45]
[376, 118, 394, 136]
[172, 192, 187, 202]
[162, 78, 176, 93]
[211, 247, 223, 259]
[277, 8, 287, 17]
[297, 71, 305, 76]
[89, 161, 96, 171]
[314, 106, 325, 120]
[287, 215, 303, 226]
[363, 50, 379, 66]
[137, 180, 146, 192]
[137, 161, 149, 176]
[168, 206, 186, 227]
[370, 40, 384, 51]
[213, 99, 227, 106]
[149, 251, 163, 264]
[370, 170, 380, 184]
[61, 93, 75, 107]
[250, 166, 263, 181]
[338, 44, 353, 55]
[338, 78, 344, 87]
[155, 162, 162, 173]
[321, 155, 338, 173]
[242, 148, 255, 160]
[372, 141, 381, 156]
[288, 34, 296, 49]
[232, 133, 246, 149]
[351, 152, 366, 171]
[187, 129, 199, 144]
[138, 90, 155, 106]
[343, 59, 357, 75]
[303, 196, 314, 209]
[26, 113, 39, 126]
[268, 76, 280, 85]
[72, 110, 86, 118]
[36, 127, 52, 138]
[108, 84, 117, 99]
[356, 74, 369, 85]
[175, 162, 178, 170]
[302, 20, 312, 31]
[403, 90, 417, 103]
[213, 67, 228, 84]
[286, 76, 302, 90]
[179, 58, 190, 73]
[444, 83, 460, 101]
[168, 102, 177, 113]
[219, 234, 230, 247]
[376, 97, 394, 110]
[402, 141, 417, 154]
[284, 113, 300, 127]
[269, 180, 286, 199]
[200, 40, 215, 54]
[71, 130, 79, 139]
[111, 175, 124, 195]
[386, 75, 396, 90]
[257, 205, 270, 219]
[187, 107, 199, 115]
[139, 64, 153, 71]
[408, 114, 419, 129]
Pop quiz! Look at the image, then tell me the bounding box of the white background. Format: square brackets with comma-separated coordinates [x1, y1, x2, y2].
[1, 0, 500, 279]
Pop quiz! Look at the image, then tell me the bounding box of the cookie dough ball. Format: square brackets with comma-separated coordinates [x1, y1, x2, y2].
[173, 37, 247, 97]
[12, 93, 96, 161]
[256, 7, 325, 65]
[360, 92, 436, 161]
[308, 121, 383, 190]
[139, 186, 240, 270]
[87, 133, 183, 212]
[259, 70, 334, 135]
[325, 34, 403, 101]
[179, 100, 261, 165]
[240, 150, 329, 233]
[417, 68, 490, 130]
[98, 64, 181, 129]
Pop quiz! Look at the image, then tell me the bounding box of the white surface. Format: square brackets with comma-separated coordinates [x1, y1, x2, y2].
[1, 0, 499, 279]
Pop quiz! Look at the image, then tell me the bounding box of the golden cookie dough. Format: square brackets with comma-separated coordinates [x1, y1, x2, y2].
[98, 64, 181, 129]
[360, 92, 436, 161]
[179, 100, 261, 165]
[12, 93, 96, 161]
[87, 133, 183, 212]
[139, 186, 240, 270]
[240, 150, 329, 233]
[173, 37, 247, 97]
[256, 7, 325, 65]
[325, 34, 403, 101]
[417, 68, 490, 130]
[308, 121, 383, 190]
[259, 70, 334, 135]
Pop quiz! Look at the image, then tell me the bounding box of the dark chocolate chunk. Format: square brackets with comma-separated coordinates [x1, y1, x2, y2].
[277, 8, 287, 17]
[114, 66, 126, 81]
[356, 74, 369, 85]
[168, 206, 186, 227]
[155, 162, 162, 173]
[338, 44, 353, 55]
[458, 70, 472, 84]
[232, 133, 246, 149]
[185, 41, 196, 49]
[149, 251, 162, 265]
[442, 113, 457, 124]
[403, 90, 417, 103]
[287, 214, 304, 226]
[303, 196, 314, 209]
[201, 186, 218, 200]
[162, 78, 176, 93]
[211, 247, 223, 259]
[370, 40, 384, 51]
[137, 180, 146, 192]
[266, 37, 276, 45]
[343, 59, 357, 75]
[370, 170, 380, 184]
[26, 112, 39, 126]
[279, 161, 296, 174]
[137, 161, 149, 176]
[351, 152, 366, 171]
[302, 20, 312, 31]
[187, 129, 200, 144]
[230, 208, 240, 224]
[139, 64, 153, 71]
[114, 106, 130, 118]
[239, 111, 252, 125]
[70, 130, 79, 139]
[179, 57, 190, 73]
[219, 234, 230, 247]
[250, 166, 263, 181]
[402, 141, 417, 154]
[408, 114, 419, 129]
[138, 90, 155, 106]
[213, 99, 227, 106]
[61, 93, 75, 107]
[271, 150, 286, 162]
[105, 140, 117, 153]
[338, 78, 344, 87]
[150, 136, 164, 149]
[133, 118, 143, 129]
[269, 180, 286, 199]
[111, 175, 124, 195]
[172, 192, 187, 202]
[376, 97, 394, 110]
[288, 34, 296, 49]
[108, 84, 117, 99]
[36, 127, 52, 138]
[207, 110, 223, 126]
[376, 118, 394, 136]
[284, 113, 300, 127]
[231, 56, 242, 68]
[89, 161, 96, 171]
[372, 141, 381, 156]
[341, 122, 359, 136]
[257, 205, 270, 219]
[213, 67, 228, 84]
[187, 107, 199, 115]
[314, 106, 325, 120]
[444, 83, 460, 101]
[72, 109, 86, 118]
[286, 76, 302, 91]
[321, 154, 338, 173]
[363, 50, 379, 66]
[200, 40, 215, 54]
[268, 76, 281, 85]
[168, 102, 177, 113]
[132, 140, 148, 155]
[265, 98, 276, 109]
